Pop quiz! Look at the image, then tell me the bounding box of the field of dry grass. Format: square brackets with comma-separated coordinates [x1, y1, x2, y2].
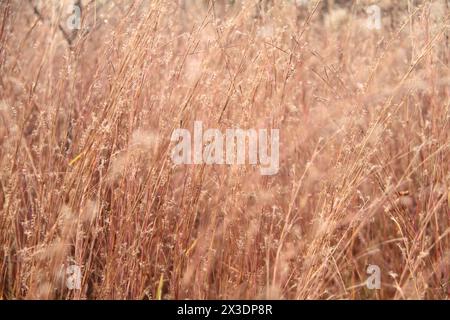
[0, 0, 449, 299]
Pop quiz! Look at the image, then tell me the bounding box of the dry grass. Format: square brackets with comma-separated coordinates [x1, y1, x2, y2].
[0, 0, 449, 300]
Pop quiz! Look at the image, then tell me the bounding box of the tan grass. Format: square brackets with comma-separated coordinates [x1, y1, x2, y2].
[0, 0, 449, 299]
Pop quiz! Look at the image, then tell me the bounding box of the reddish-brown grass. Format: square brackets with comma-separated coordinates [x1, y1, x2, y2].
[0, 0, 449, 299]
